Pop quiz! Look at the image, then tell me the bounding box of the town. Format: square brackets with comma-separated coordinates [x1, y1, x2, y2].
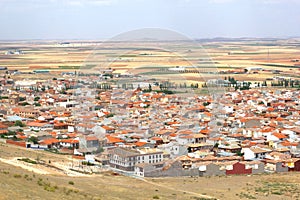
[0, 66, 299, 179]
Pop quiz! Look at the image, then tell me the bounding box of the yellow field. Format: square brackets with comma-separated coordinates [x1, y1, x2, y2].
[1, 39, 300, 84]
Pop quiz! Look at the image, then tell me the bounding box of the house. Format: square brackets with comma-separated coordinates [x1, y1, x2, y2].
[285, 158, 300, 171]
[12, 107, 39, 118]
[272, 132, 288, 141]
[218, 143, 241, 153]
[134, 141, 154, 149]
[265, 151, 291, 160]
[60, 138, 79, 149]
[9, 93, 19, 105]
[39, 138, 60, 149]
[135, 162, 165, 177]
[99, 125, 116, 134]
[79, 136, 100, 152]
[187, 143, 213, 153]
[244, 118, 261, 128]
[292, 159, 300, 171]
[108, 147, 165, 171]
[242, 146, 272, 160]
[106, 135, 125, 146]
[265, 159, 288, 172]
[28, 131, 53, 141]
[27, 121, 53, 131]
[225, 162, 252, 175]
[108, 147, 140, 171]
[54, 122, 68, 130]
[241, 161, 264, 174]
[76, 123, 95, 133]
[198, 162, 226, 177]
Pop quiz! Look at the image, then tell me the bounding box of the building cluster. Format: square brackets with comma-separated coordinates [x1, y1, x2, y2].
[0, 74, 300, 177]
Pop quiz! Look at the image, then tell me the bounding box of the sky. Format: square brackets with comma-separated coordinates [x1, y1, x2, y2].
[0, 0, 300, 40]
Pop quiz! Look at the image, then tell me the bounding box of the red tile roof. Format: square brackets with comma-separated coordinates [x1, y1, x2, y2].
[60, 139, 79, 144]
[106, 135, 124, 143]
[40, 138, 59, 145]
[135, 141, 147, 147]
[273, 132, 287, 139]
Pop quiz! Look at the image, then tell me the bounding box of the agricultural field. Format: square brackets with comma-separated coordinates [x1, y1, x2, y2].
[1, 38, 300, 84]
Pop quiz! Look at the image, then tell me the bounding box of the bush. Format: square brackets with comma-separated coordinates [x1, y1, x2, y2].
[43, 182, 58, 192]
[18, 158, 37, 164]
[153, 195, 160, 199]
[13, 174, 22, 178]
[2, 171, 9, 175]
[82, 161, 94, 166]
[68, 181, 74, 185]
[271, 191, 283, 195]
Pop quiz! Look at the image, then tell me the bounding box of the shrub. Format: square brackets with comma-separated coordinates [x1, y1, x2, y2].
[44, 184, 57, 192]
[153, 195, 160, 199]
[271, 191, 283, 195]
[13, 174, 22, 178]
[68, 181, 74, 185]
[18, 158, 37, 164]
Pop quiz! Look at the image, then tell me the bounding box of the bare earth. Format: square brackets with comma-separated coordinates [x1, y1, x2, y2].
[0, 143, 300, 200]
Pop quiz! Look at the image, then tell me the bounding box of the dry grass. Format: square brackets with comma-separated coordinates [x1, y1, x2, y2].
[1, 143, 300, 200]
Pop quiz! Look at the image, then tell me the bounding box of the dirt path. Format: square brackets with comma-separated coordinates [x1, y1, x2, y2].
[0, 157, 52, 175]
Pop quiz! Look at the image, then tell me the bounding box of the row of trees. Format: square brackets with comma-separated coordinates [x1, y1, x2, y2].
[271, 79, 300, 88]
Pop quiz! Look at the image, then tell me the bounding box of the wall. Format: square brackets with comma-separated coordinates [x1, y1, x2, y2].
[202, 163, 226, 177]
[252, 163, 265, 174]
[6, 139, 26, 148]
[226, 162, 252, 175]
[294, 160, 300, 171]
[276, 162, 289, 173]
[143, 161, 199, 177]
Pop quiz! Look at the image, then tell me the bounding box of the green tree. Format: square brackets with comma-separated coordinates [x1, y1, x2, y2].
[262, 81, 267, 87]
[148, 84, 152, 92]
[34, 97, 40, 101]
[34, 103, 41, 106]
[21, 102, 30, 106]
[214, 143, 219, 148]
[19, 97, 26, 101]
[14, 120, 25, 127]
[28, 136, 38, 144]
